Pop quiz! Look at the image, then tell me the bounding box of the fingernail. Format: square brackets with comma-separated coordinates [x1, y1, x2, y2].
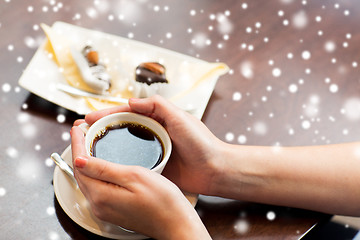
[75, 156, 88, 168]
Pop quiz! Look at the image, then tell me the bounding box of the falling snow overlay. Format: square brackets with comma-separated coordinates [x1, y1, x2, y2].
[1, 0, 360, 238]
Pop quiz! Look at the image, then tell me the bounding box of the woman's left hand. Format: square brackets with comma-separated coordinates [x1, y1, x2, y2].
[70, 125, 211, 240]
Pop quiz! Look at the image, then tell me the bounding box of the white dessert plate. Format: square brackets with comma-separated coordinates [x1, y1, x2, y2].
[19, 21, 228, 119]
[53, 145, 198, 239]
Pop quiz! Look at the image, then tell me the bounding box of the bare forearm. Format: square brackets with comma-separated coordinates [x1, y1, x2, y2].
[210, 142, 360, 216]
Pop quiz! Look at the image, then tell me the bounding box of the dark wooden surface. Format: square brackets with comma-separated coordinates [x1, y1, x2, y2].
[1, 0, 359, 239]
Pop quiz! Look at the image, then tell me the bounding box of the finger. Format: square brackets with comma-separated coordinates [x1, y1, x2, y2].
[70, 126, 87, 164]
[75, 165, 132, 211]
[85, 105, 131, 125]
[129, 95, 182, 125]
[74, 119, 86, 126]
[74, 168, 100, 201]
[129, 95, 173, 115]
[71, 124, 147, 189]
[70, 126, 131, 196]
[74, 152, 146, 189]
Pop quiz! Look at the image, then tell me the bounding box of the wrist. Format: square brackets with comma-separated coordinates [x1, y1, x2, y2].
[158, 199, 211, 240]
[168, 214, 211, 240]
[205, 140, 232, 196]
[208, 142, 254, 198]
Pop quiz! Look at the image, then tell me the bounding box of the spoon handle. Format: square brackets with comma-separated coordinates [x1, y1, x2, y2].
[56, 83, 128, 103]
[51, 152, 78, 186]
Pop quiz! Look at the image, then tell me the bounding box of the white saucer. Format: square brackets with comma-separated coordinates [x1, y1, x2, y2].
[53, 145, 198, 239]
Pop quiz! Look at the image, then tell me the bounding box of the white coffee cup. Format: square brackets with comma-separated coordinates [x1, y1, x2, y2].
[79, 112, 172, 174]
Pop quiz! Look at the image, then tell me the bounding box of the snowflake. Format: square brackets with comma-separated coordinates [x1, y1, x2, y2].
[303, 99, 319, 118]
[216, 13, 233, 35]
[301, 50, 311, 60]
[342, 98, 360, 121]
[280, 0, 295, 4]
[301, 120, 311, 129]
[27, 6, 34, 12]
[45, 158, 54, 167]
[234, 219, 249, 234]
[56, 114, 66, 123]
[2, 83, 11, 93]
[267, 211, 276, 221]
[6, 147, 19, 158]
[233, 92, 242, 101]
[165, 32, 172, 39]
[46, 206, 55, 216]
[292, 10, 308, 29]
[240, 61, 254, 79]
[17, 158, 40, 181]
[86, 7, 98, 19]
[288, 84, 298, 93]
[272, 68, 281, 77]
[253, 121, 268, 135]
[191, 33, 209, 48]
[237, 135, 247, 144]
[329, 84, 338, 93]
[21, 123, 37, 139]
[288, 128, 295, 135]
[225, 132, 235, 142]
[48, 231, 60, 240]
[324, 41, 336, 52]
[0, 187, 6, 197]
[114, 0, 143, 25]
[62, 132, 70, 141]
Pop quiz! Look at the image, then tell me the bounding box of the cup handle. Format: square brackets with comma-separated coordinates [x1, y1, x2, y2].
[78, 123, 90, 134]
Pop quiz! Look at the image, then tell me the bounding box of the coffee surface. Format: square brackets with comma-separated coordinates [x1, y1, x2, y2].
[91, 122, 164, 169]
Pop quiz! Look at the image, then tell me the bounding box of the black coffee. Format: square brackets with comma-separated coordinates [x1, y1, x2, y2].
[91, 122, 164, 169]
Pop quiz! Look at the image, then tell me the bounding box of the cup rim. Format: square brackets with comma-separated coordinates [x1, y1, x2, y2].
[84, 112, 172, 173]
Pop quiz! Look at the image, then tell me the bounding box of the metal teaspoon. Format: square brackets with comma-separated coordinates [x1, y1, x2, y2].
[51, 152, 78, 187]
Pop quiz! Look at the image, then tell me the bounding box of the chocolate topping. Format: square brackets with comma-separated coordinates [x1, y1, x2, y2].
[135, 62, 168, 85]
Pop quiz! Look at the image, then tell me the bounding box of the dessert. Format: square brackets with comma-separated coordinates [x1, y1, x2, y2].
[132, 62, 169, 98]
[37, 22, 229, 115]
[135, 62, 168, 85]
[71, 45, 111, 94]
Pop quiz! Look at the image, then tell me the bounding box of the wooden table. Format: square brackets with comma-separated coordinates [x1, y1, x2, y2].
[1, 0, 359, 239]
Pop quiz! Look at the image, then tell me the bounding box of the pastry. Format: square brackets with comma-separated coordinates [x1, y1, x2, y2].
[71, 45, 111, 94]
